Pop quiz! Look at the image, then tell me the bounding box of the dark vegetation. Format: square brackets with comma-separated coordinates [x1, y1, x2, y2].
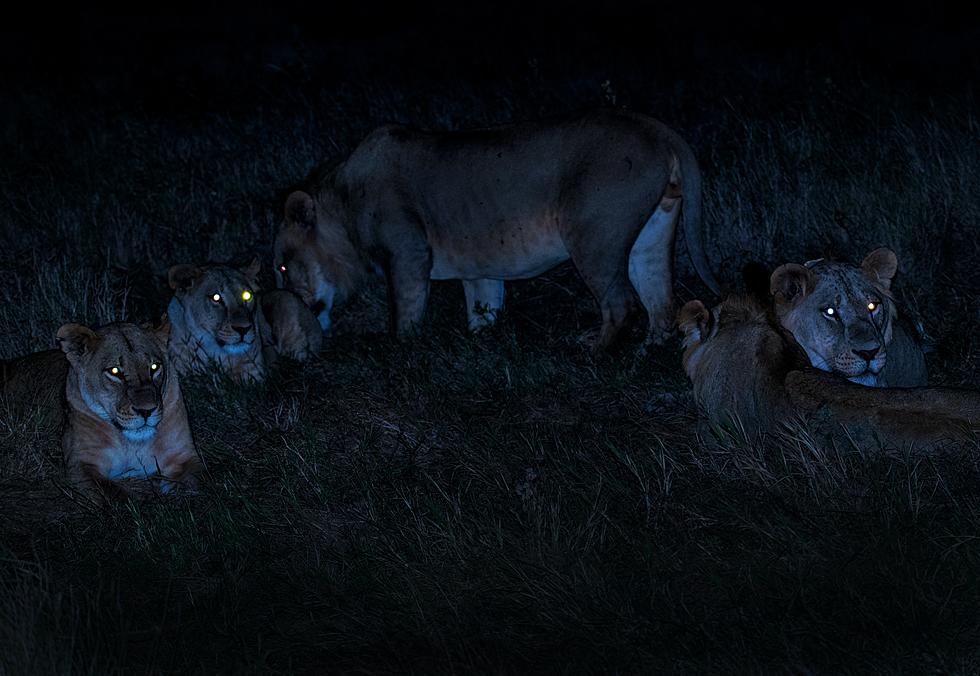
[2, 4, 980, 673]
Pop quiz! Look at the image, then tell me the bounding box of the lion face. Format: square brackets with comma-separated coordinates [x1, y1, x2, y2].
[771, 248, 898, 386]
[274, 190, 364, 334]
[168, 261, 261, 354]
[57, 322, 171, 441]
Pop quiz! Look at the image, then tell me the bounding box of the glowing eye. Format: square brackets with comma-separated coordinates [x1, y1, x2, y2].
[824, 307, 835, 316]
[150, 362, 159, 372]
[108, 366, 121, 377]
[868, 302, 877, 312]
[241, 290, 253, 301]
[279, 265, 287, 273]
[211, 293, 221, 303]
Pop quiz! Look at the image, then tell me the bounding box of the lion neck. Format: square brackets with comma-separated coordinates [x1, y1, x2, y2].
[167, 297, 265, 381]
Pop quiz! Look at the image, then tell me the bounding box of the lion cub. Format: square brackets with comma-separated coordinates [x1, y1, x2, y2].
[678, 295, 978, 448]
[167, 259, 321, 382]
[0, 322, 200, 500]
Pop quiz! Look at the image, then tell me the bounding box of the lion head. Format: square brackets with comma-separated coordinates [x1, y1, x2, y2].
[677, 295, 807, 433]
[273, 190, 366, 334]
[770, 248, 899, 386]
[57, 322, 173, 442]
[167, 259, 262, 356]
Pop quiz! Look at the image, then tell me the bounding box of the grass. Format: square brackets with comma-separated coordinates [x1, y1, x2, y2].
[2, 25, 980, 673]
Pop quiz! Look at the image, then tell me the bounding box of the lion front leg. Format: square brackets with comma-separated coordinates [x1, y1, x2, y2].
[386, 248, 432, 336]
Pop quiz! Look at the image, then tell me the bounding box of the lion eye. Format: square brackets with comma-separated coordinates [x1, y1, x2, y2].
[278, 265, 287, 273]
[150, 362, 160, 373]
[241, 290, 253, 302]
[867, 301, 878, 312]
[822, 307, 836, 317]
[211, 293, 222, 304]
[106, 366, 123, 379]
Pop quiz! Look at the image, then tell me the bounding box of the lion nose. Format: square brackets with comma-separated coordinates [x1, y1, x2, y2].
[134, 405, 157, 421]
[853, 347, 880, 363]
[233, 324, 252, 339]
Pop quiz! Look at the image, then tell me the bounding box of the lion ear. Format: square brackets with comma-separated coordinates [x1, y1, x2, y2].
[677, 300, 711, 344]
[240, 255, 261, 285]
[57, 323, 98, 361]
[770, 264, 815, 306]
[168, 264, 202, 292]
[861, 247, 898, 290]
[285, 191, 316, 229]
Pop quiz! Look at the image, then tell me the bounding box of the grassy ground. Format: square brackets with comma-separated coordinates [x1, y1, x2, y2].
[2, 23, 980, 673]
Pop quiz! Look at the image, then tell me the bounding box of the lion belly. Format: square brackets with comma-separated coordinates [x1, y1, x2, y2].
[429, 220, 569, 280]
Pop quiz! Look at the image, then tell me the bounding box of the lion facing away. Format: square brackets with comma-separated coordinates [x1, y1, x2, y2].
[274, 109, 721, 350]
[167, 260, 321, 382]
[770, 247, 927, 387]
[0, 321, 200, 500]
[678, 295, 978, 448]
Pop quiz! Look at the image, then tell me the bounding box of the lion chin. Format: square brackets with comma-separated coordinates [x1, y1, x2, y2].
[221, 342, 252, 355]
[122, 425, 158, 442]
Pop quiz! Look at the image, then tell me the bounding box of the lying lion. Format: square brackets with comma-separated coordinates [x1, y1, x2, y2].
[274, 109, 721, 349]
[167, 259, 321, 382]
[677, 295, 978, 448]
[0, 321, 201, 500]
[770, 247, 927, 387]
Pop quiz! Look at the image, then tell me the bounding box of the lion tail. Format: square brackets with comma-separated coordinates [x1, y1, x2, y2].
[672, 133, 722, 296]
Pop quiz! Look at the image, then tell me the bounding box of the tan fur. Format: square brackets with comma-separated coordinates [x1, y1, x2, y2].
[678, 295, 978, 448]
[274, 110, 721, 349]
[770, 248, 927, 387]
[1, 322, 200, 501]
[259, 289, 323, 362]
[167, 261, 266, 382]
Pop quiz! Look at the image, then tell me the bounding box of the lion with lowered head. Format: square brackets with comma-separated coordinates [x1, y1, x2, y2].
[677, 295, 978, 447]
[273, 109, 721, 349]
[0, 321, 200, 500]
[770, 247, 927, 387]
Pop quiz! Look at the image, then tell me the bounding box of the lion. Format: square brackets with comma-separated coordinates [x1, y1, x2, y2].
[770, 248, 927, 387]
[0, 322, 200, 500]
[677, 295, 978, 448]
[167, 259, 267, 382]
[259, 289, 323, 362]
[273, 109, 721, 349]
[167, 260, 323, 381]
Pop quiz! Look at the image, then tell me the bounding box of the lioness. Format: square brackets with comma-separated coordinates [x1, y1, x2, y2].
[168, 260, 267, 382]
[0, 322, 200, 499]
[274, 110, 721, 349]
[678, 296, 978, 447]
[167, 260, 323, 381]
[770, 248, 927, 387]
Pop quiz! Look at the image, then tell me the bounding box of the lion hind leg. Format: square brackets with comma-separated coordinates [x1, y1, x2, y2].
[629, 201, 680, 349]
[462, 279, 505, 330]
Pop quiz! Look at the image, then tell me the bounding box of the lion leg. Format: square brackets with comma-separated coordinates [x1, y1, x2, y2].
[386, 249, 432, 336]
[629, 200, 681, 349]
[462, 279, 505, 330]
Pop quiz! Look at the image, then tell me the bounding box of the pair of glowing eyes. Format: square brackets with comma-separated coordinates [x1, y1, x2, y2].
[823, 302, 878, 317]
[210, 291, 253, 304]
[107, 363, 160, 378]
